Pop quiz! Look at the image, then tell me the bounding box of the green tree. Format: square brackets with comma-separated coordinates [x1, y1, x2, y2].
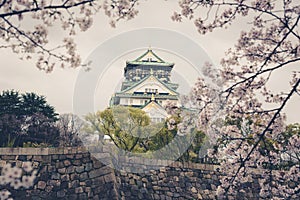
[0, 90, 23, 146]
[84, 105, 207, 162]
[0, 90, 59, 147]
[84, 106, 152, 152]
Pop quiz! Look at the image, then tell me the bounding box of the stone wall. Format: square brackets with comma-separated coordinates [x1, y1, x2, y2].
[0, 147, 118, 200]
[113, 157, 260, 200]
[0, 147, 260, 200]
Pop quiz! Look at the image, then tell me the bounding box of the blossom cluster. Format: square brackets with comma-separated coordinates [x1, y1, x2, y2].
[0, 162, 37, 200]
[102, 0, 139, 28]
[0, 0, 100, 72]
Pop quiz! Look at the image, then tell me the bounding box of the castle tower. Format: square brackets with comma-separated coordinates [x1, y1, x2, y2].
[110, 49, 180, 122]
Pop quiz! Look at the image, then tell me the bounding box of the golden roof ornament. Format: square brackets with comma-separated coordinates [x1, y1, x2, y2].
[151, 93, 155, 101]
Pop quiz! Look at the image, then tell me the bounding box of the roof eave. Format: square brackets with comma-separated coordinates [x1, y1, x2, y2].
[126, 61, 174, 67]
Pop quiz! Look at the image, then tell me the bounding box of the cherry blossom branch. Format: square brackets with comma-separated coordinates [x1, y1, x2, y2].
[225, 78, 300, 194]
[183, 1, 300, 40]
[224, 57, 300, 94]
[0, 0, 97, 18]
[2, 17, 63, 60]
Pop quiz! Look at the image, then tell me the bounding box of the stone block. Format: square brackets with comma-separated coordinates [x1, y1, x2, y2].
[85, 162, 93, 171]
[63, 160, 71, 167]
[89, 169, 100, 179]
[66, 154, 74, 159]
[75, 187, 84, 194]
[58, 167, 66, 174]
[41, 155, 51, 163]
[82, 157, 91, 164]
[69, 180, 80, 188]
[66, 166, 75, 174]
[152, 186, 160, 191]
[166, 192, 173, 197]
[70, 173, 80, 181]
[141, 177, 148, 183]
[57, 190, 65, 198]
[18, 148, 35, 155]
[166, 196, 172, 200]
[63, 148, 72, 154]
[78, 193, 87, 200]
[191, 186, 198, 193]
[80, 172, 88, 181]
[79, 181, 86, 186]
[93, 160, 103, 169]
[89, 166, 112, 179]
[75, 154, 83, 159]
[92, 176, 105, 186]
[47, 165, 56, 172]
[103, 174, 115, 183]
[160, 194, 166, 200]
[158, 173, 165, 179]
[72, 159, 82, 166]
[75, 166, 85, 173]
[47, 180, 61, 187]
[85, 187, 91, 193]
[55, 161, 64, 169]
[51, 172, 60, 180]
[32, 155, 43, 162]
[37, 148, 49, 155]
[61, 174, 70, 182]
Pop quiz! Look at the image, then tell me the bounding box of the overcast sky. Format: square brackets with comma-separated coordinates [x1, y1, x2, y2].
[0, 0, 298, 123]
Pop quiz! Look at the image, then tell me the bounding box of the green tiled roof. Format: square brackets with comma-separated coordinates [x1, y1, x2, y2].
[120, 74, 179, 95]
[114, 93, 179, 100]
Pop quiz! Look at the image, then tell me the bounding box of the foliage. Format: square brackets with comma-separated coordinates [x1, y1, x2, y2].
[22, 141, 53, 148]
[84, 106, 152, 152]
[84, 106, 206, 162]
[0, 90, 59, 147]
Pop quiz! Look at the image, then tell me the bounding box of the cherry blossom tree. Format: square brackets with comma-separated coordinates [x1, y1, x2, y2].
[169, 0, 300, 199]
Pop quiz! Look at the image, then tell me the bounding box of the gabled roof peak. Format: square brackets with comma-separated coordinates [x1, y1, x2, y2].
[126, 48, 174, 67]
[135, 48, 164, 63]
